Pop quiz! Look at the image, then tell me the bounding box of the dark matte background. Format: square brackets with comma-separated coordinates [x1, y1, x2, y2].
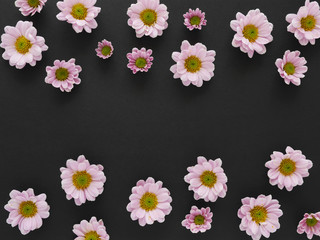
[0, 0, 319, 239]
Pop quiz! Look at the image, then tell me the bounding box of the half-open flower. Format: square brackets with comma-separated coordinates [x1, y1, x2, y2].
[182, 206, 213, 233]
[96, 40, 114, 59]
[127, 47, 153, 74]
[297, 213, 320, 239]
[183, 8, 207, 31]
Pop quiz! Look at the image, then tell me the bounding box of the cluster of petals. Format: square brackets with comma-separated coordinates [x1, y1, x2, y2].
[96, 40, 114, 59]
[56, 0, 101, 33]
[15, 0, 47, 16]
[182, 206, 213, 233]
[170, 40, 216, 87]
[60, 155, 106, 206]
[230, 9, 273, 58]
[126, 177, 172, 226]
[73, 216, 110, 240]
[275, 50, 307, 86]
[127, 47, 153, 74]
[127, 0, 169, 38]
[184, 156, 227, 202]
[183, 8, 207, 31]
[4, 188, 50, 235]
[297, 212, 320, 239]
[265, 146, 313, 191]
[286, 0, 320, 45]
[0, 21, 48, 69]
[45, 58, 82, 92]
[238, 194, 283, 240]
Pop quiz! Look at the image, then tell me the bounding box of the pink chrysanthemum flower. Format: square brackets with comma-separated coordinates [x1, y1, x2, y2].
[184, 156, 228, 202]
[96, 40, 114, 59]
[127, 47, 153, 74]
[230, 9, 273, 58]
[286, 0, 320, 46]
[56, 0, 101, 33]
[60, 155, 106, 206]
[183, 8, 207, 31]
[182, 206, 213, 233]
[73, 216, 110, 240]
[15, 0, 47, 16]
[4, 188, 50, 235]
[170, 40, 216, 87]
[0, 21, 48, 69]
[297, 212, 320, 239]
[238, 194, 283, 240]
[126, 177, 172, 226]
[45, 58, 82, 92]
[265, 146, 312, 191]
[275, 50, 308, 86]
[127, 0, 169, 38]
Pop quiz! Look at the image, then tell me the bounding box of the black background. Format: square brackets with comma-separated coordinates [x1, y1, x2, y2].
[0, 0, 319, 239]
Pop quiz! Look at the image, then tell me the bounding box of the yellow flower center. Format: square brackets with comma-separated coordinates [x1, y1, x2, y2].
[283, 62, 295, 75]
[250, 206, 268, 224]
[140, 9, 157, 26]
[184, 55, 202, 73]
[15, 36, 32, 54]
[243, 24, 259, 42]
[301, 15, 316, 31]
[72, 171, 92, 189]
[27, 0, 40, 7]
[55, 68, 69, 81]
[19, 201, 38, 218]
[194, 215, 205, 225]
[200, 170, 217, 188]
[71, 3, 88, 20]
[84, 231, 100, 240]
[101, 46, 111, 56]
[279, 158, 296, 176]
[140, 192, 158, 211]
[306, 217, 318, 227]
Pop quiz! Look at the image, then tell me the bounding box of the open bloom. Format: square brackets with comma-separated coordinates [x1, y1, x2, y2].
[96, 40, 114, 59]
[73, 217, 110, 240]
[230, 9, 273, 58]
[286, 0, 320, 46]
[297, 213, 320, 239]
[238, 195, 283, 240]
[56, 0, 101, 33]
[170, 40, 216, 87]
[4, 188, 50, 235]
[182, 206, 213, 233]
[265, 146, 313, 191]
[60, 155, 106, 206]
[184, 156, 227, 202]
[45, 58, 82, 92]
[275, 50, 307, 86]
[15, 0, 47, 16]
[184, 8, 207, 31]
[127, 0, 169, 38]
[1, 21, 48, 69]
[127, 47, 153, 74]
[126, 177, 172, 226]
